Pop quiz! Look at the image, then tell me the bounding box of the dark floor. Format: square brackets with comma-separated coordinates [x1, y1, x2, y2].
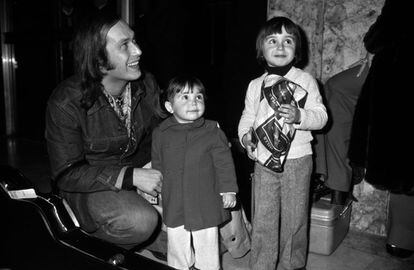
[1, 137, 414, 270]
[139, 228, 414, 270]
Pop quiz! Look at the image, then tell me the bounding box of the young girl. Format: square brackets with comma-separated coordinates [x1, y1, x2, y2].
[238, 17, 327, 270]
[151, 76, 238, 270]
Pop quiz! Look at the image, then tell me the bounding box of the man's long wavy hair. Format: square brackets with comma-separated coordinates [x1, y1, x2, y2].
[73, 14, 120, 109]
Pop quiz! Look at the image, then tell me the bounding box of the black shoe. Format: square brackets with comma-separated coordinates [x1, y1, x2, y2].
[386, 244, 413, 258]
[330, 190, 348, 205]
[148, 250, 167, 261]
[311, 174, 330, 202]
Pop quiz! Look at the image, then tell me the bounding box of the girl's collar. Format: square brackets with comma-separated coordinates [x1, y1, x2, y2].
[265, 63, 293, 76]
[160, 116, 205, 131]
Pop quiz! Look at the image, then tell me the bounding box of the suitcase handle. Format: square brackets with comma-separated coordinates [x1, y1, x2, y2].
[339, 201, 352, 217]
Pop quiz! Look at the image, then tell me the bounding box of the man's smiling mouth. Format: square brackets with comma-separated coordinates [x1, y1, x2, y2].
[127, 60, 139, 67]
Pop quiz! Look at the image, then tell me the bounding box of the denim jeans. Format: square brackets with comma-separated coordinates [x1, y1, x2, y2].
[250, 155, 312, 270]
[77, 190, 160, 250]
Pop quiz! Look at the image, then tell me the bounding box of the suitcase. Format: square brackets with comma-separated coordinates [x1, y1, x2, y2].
[0, 165, 174, 270]
[309, 195, 352, 255]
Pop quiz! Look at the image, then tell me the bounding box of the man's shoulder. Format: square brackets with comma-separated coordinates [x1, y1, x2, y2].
[131, 72, 159, 95]
[142, 71, 157, 83]
[49, 75, 82, 106]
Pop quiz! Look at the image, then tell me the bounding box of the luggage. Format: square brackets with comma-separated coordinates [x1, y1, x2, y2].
[309, 195, 352, 255]
[0, 165, 173, 270]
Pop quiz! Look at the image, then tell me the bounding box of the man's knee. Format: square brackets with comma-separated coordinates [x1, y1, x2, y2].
[86, 190, 160, 245]
[127, 205, 159, 242]
[100, 204, 159, 246]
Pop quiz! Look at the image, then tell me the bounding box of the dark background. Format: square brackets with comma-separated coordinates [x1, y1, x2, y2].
[0, 0, 266, 140]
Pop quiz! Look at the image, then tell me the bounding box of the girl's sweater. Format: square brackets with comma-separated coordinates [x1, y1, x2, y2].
[238, 67, 327, 159]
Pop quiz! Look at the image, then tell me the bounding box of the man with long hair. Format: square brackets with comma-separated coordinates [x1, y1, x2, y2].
[45, 13, 165, 251]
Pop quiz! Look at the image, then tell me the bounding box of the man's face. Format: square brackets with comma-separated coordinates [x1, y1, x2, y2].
[103, 20, 142, 88]
[165, 86, 205, 123]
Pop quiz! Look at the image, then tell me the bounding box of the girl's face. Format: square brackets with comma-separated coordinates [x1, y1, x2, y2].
[262, 25, 296, 67]
[165, 85, 205, 123]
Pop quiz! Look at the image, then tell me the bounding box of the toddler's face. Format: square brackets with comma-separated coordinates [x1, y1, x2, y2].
[165, 86, 205, 123]
[262, 25, 296, 68]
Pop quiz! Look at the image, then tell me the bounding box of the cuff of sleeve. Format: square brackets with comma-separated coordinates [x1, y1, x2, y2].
[122, 167, 134, 190]
[240, 133, 247, 148]
[293, 108, 305, 129]
[115, 166, 128, 189]
[220, 192, 237, 195]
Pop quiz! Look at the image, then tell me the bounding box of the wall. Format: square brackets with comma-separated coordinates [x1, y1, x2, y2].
[267, 0, 388, 236]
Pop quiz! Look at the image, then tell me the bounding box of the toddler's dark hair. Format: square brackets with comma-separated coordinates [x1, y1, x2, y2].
[164, 75, 207, 103]
[255, 16, 302, 66]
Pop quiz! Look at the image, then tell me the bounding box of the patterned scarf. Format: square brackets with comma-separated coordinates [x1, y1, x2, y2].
[104, 83, 132, 137]
[252, 75, 307, 172]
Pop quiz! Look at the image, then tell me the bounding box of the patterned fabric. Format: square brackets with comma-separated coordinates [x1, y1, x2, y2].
[104, 83, 132, 137]
[252, 75, 307, 172]
[250, 156, 312, 269]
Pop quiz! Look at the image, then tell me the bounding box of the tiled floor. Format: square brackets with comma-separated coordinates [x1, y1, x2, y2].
[141, 230, 414, 270]
[2, 138, 414, 270]
[306, 230, 414, 270]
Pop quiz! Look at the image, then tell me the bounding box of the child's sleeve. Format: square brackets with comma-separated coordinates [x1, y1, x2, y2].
[293, 76, 328, 131]
[238, 80, 258, 147]
[212, 126, 239, 194]
[151, 127, 162, 171]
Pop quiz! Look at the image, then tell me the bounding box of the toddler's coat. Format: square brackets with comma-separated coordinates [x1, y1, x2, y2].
[152, 116, 238, 230]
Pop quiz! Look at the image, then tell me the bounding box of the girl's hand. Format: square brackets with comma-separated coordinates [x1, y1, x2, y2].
[222, 193, 237, 209]
[242, 128, 257, 161]
[278, 104, 301, 124]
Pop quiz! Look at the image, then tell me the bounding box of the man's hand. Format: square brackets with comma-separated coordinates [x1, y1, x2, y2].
[242, 128, 257, 161]
[222, 193, 237, 209]
[133, 168, 162, 197]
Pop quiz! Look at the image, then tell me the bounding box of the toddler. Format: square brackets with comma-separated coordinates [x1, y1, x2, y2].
[152, 75, 238, 270]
